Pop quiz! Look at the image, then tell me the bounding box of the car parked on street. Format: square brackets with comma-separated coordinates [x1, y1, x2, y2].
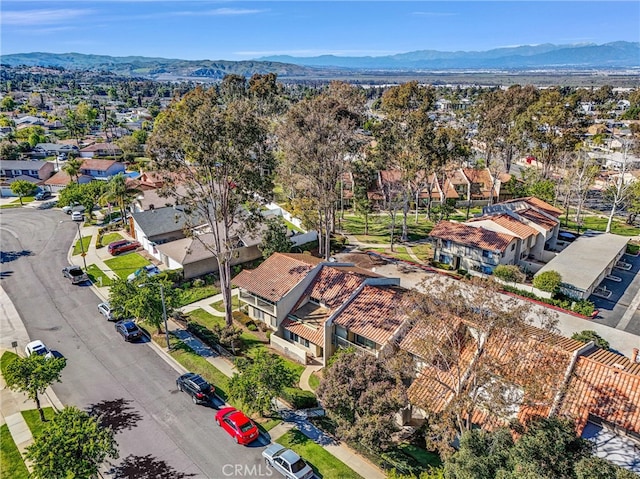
[62, 204, 85, 215]
[115, 320, 142, 342]
[176, 372, 215, 404]
[62, 265, 89, 284]
[127, 265, 161, 282]
[98, 302, 126, 321]
[108, 240, 141, 256]
[71, 211, 84, 222]
[215, 407, 259, 445]
[262, 444, 314, 479]
[25, 340, 54, 359]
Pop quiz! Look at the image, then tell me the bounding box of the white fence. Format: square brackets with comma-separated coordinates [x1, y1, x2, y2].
[263, 202, 318, 245]
[270, 334, 308, 364]
[264, 202, 305, 230]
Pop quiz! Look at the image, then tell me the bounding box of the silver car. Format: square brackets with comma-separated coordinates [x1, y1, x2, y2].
[262, 444, 314, 479]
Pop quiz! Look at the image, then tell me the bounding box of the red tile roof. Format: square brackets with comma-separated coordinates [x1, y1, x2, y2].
[469, 213, 539, 239]
[518, 208, 558, 231]
[333, 285, 409, 346]
[501, 196, 563, 218]
[282, 310, 327, 346]
[232, 253, 322, 302]
[429, 220, 516, 252]
[558, 350, 640, 435]
[80, 159, 119, 171]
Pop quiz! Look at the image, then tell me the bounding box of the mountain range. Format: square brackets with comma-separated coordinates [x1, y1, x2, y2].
[1, 42, 637, 79]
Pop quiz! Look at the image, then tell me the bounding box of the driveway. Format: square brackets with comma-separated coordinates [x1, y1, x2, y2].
[0, 208, 266, 478]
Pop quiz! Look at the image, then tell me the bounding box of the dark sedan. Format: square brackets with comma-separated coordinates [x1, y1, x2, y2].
[176, 372, 215, 405]
[115, 320, 142, 342]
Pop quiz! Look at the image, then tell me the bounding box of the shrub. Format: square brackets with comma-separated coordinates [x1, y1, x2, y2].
[282, 387, 318, 409]
[533, 270, 561, 293]
[493, 264, 525, 283]
[627, 243, 640, 255]
[192, 278, 205, 288]
[265, 330, 272, 340]
[572, 330, 609, 349]
[247, 323, 258, 331]
[164, 269, 184, 283]
[232, 311, 256, 328]
[571, 299, 595, 317]
[186, 322, 219, 348]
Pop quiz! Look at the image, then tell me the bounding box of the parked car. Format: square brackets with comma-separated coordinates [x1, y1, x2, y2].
[62, 265, 89, 284]
[115, 320, 142, 342]
[127, 265, 161, 282]
[71, 211, 84, 222]
[24, 340, 54, 359]
[262, 444, 314, 479]
[35, 190, 51, 201]
[215, 407, 259, 445]
[62, 204, 85, 215]
[97, 302, 126, 321]
[108, 240, 141, 256]
[176, 372, 215, 404]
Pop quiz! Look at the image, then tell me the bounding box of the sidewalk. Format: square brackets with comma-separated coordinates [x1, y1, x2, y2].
[66, 223, 387, 479]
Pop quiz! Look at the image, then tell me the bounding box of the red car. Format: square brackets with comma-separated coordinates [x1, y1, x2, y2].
[215, 407, 259, 445]
[108, 240, 141, 255]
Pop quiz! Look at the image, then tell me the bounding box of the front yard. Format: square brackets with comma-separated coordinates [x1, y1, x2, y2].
[103, 253, 150, 279]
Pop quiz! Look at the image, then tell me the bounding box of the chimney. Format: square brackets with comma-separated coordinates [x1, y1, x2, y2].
[632, 348, 639, 364]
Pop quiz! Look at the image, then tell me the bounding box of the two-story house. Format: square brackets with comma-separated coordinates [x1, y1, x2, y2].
[79, 159, 126, 180]
[0, 160, 55, 182]
[429, 220, 518, 274]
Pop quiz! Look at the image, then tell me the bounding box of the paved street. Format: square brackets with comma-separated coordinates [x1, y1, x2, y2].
[0, 208, 268, 478]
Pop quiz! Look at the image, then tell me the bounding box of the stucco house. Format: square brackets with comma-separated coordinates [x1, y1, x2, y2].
[79, 159, 126, 180]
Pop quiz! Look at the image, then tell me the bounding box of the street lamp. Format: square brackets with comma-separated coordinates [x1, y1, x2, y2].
[60, 219, 87, 270]
[139, 282, 170, 350]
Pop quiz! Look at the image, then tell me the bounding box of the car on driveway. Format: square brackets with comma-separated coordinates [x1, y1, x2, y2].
[127, 264, 161, 282]
[108, 240, 141, 255]
[98, 302, 125, 321]
[215, 407, 259, 445]
[62, 204, 85, 215]
[176, 372, 215, 404]
[62, 265, 89, 284]
[71, 211, 84, 222]
[35, 190, 51, 201]
[262, 444, 314, 479]
[25, 340, 54, 359]
[115, 320, 142, 342]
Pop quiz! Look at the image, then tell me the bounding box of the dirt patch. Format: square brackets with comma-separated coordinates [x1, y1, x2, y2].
[336, 252, 388, 269]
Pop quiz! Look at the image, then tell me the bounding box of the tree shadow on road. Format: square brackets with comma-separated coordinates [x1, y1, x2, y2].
[0, 250, 33, 263]
[86, 398, 143, 433]
[107, 454, 196, 479]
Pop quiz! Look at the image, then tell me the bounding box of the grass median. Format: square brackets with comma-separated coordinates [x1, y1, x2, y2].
[0, 424, 29, 479]
[72, 235, 92, 256]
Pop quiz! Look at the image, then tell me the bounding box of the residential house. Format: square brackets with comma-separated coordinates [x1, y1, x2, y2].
[79, 159, 125, 180]
[0, 160, 54, 181]
[33, 143, 79, 158]
[79, 143, 123, 158]
[0, 175, 42, 197]
[429, 220, 518, 273]
[43, 170, 93, 192]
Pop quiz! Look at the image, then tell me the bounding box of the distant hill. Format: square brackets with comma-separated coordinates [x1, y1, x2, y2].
[257, 42, 640, 69]
[0, 52, 320, 79]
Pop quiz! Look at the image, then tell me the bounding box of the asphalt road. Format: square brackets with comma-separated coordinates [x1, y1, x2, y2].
[0, 208, 269, 479]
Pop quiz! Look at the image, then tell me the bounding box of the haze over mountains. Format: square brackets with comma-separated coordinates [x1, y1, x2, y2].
[1, 42, 637, 80]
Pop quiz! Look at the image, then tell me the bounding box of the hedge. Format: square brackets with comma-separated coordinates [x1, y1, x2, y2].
[282, 387, 318, 409]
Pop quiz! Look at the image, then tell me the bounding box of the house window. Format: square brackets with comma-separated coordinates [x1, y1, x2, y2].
[289, 331, 299, 342]
[511, 243, 515, 251]
[482, 250, 493, 259]
[443, 240, 452, 249]
[354, 334, 376, 350]
[439, 255, 451, 265]
[253, 308, 264, 321]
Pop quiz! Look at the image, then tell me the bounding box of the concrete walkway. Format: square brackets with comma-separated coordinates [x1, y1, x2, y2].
[299, 364, 322, 392]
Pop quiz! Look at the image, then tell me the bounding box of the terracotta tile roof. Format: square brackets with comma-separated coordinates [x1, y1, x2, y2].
[80, 143, 123, 153]
[523, 196, 563, 217]
[429, 220, 515, 252]
[80, 159, 119, 171]
[380, 170, 403, 184]
[558, 351, 640, 435]
[333, 285, 409, 346]
[296, 266, 373, 310]
[463, 168, 497, 199]
[43, 170, 72, 186]
[518, 208, 559, 231]
[440, 178, 459, 199]
[232, 253, 322, 302]
[283, 302, 329, 346]
[469, 213, 538, 239]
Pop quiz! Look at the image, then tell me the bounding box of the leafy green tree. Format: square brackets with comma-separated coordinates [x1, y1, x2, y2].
[4, 354, 66, 421]
[493, 265, 525, 284]
[316, 350, 409, 452]
[228, 349, 296, 415]
[260, 217, 292, 258]
[10, 179, 37, 205]
[148, 86, 276, 327]
[278, 82, 365, 259]
[116, 135, 141, 163]
[132, 129, 148, 145]
[25, 406, 118, 479]
[0, 95, 16, 111]
[571, 330, 610, 350]
[444, 428, 514, 479]
[0, 141, 20, 160]
[533, 270, 562, 293]
[99, 172, 140, 227]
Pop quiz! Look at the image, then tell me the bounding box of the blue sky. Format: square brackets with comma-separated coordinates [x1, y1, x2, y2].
[1, 1, 639, 60]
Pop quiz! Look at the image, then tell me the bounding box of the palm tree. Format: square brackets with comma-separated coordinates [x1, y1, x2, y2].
[100, 173, 141, 227]
[62, 158, 83, 183]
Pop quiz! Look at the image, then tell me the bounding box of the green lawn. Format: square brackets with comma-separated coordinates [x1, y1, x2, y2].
[0, 351, 18, 377]
[411, 243, 434, 262]
[170, 341, 231, 401]
[22, 408, 56, 438]
[104, 253, 150, 279]
[284, 219, 304, 233]
[210, 296, 240, 312]
[562, 214, 640, 237]
[72, 235, 92, 256]
[397, 443, 442, 469]
[177, 284, 221, 307]
[12, 196, 35, 204]
[308, 372, 321, 391]
[342, 213, 434, 243]
[277, 429, 363, 479]
[86, 264, 113, 287]
[98, 232, 124, 249]
[0, 203, 21, 209]
[186, 308, 304, 381]
[0, 424, 29, 479]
